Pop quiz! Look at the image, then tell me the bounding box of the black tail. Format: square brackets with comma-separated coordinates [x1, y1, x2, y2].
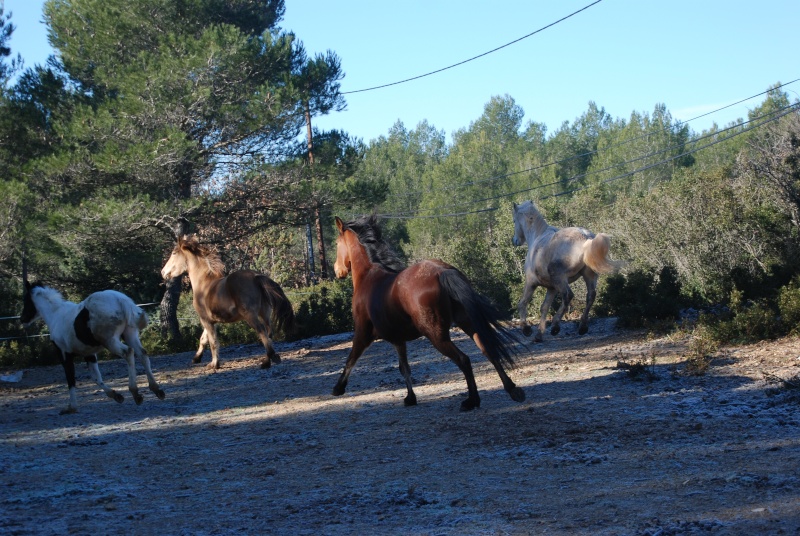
[438, 269, 521, 370]
[258, 276, 296, 337]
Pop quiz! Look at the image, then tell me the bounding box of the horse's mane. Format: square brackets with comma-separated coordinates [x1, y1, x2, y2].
[178, 235, 226, 277]
[30, 283, 67, 305]
[516, 200, 551, 236]
[341, 215, 407, 273]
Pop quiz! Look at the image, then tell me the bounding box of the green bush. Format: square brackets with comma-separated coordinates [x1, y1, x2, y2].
[288, 279, 354, 339]
[695, 288, 784, 346]
[595, 266, 683, 328]
[779, 276, 800, 334]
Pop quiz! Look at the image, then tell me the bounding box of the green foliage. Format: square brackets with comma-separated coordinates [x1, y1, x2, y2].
[290, 279, 354, 339]
[595, 266, 683, 328]
[779, 277, 800, 334]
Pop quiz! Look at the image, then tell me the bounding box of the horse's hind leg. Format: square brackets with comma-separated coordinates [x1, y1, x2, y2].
[106, 338, 143, 404]
[465, 329, 525, 403]
[517, 280, 537, 337]
[125, 327, 165, 400]
[536, 289, 557, 342]
[393, 342, 417, 406]
[85, 355, 124, 404]
[550, 283, 574, 337]
[428, 335, 481, 411]
[245, 311, 278, 369]
[579, 273, 598, 335]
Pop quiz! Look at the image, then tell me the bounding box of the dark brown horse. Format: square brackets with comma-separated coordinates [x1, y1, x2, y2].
[332, 215, 526, 411]
[161, 234, 295, 369]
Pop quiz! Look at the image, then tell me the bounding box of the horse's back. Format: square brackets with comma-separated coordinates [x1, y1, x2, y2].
[83, 290, 146, 331]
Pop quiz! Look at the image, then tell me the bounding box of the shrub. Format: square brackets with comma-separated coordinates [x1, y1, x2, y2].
[779, 276, 800, 334]
[594, 266, 683, 328]
[289, 279, 354, 339]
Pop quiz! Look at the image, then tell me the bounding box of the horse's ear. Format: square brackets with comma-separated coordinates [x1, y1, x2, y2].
[335, 217, 344, 234]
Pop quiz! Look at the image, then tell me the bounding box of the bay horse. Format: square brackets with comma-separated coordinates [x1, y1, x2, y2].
[21, 281, 165, 414]
[511, 200, 623, 342]
[160, 234, 295, 370]
[333, 215, 526, 411]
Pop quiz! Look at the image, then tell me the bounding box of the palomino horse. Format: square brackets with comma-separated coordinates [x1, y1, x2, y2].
[160, 234, 295, 369]
[21, 281, 165, 414]
[512, 200, 622, 342]
[333, 215, 526, 411]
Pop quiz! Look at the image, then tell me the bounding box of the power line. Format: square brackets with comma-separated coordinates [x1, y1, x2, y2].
[341, 1, 604, 95]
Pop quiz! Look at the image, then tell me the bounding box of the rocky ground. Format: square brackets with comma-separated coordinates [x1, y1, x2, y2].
[2, 318, 800, 535]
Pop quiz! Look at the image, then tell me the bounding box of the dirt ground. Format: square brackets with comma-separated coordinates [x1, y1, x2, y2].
[2, 318, 800, 536]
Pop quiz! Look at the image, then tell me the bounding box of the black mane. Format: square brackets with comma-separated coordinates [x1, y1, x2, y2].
[342, 215, 407, 273]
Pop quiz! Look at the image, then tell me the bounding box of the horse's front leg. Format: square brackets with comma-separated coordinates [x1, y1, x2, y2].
[536, 289, 557, 342]
[85, 355, 124, 403]
[193, 329, 209, 364]
[393, 342, 417, 406]
[579, 274, 598, 335]
[59, 349, 79, 414]
[199, 322, 221, 369]
[332, 328, 374, 397]
[517, 280, 537, 338]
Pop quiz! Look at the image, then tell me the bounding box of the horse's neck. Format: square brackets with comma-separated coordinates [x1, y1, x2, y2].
[347, 236, 380, 289]
[524, 210, 554, 243]
[33, 289, 77, 325]
[184, 255, 221, 294]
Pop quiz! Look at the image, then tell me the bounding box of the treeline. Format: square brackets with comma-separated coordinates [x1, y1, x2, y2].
[2, 3, 799, 367]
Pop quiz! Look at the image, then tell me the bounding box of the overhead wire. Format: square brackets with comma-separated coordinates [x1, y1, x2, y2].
[341, 1, 604, 95]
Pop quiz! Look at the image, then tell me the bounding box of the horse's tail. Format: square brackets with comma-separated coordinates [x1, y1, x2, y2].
[583, 233, 624, 275]
[257, 276, 296, 337]
[439, 269, 520, 370]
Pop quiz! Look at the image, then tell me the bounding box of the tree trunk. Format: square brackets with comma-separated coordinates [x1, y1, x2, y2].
[158, 217, 189, 340]
[160, 276, 183, 340]
[315, 205, 328, 279]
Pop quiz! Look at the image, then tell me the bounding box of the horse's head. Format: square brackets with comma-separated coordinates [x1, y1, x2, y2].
[19, 280, 41, 326]
[161, 237, 190, 279]
[511, 202, 527, 247]
[333, 217, 352, 278]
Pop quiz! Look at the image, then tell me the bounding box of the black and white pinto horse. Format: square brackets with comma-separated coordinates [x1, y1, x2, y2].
[21, 282, 165, 414]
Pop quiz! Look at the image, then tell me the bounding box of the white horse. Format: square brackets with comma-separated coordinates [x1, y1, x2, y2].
[21, 281, 165, 414]
[512, 200, 623, 342]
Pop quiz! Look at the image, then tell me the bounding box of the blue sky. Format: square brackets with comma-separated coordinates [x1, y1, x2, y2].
[5, 0, 799, 143]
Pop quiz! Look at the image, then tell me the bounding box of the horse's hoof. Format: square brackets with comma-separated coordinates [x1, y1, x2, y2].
[534, 333, 543, 343]
[270, 353, 281, 364]
[522, 325, 533, 337]
[206, 362, 220, 370]
[509, 387, 526, 403]
[404, 394, 417, 407]
[260, 359, 272, 369]
[152, 388, 166, 400]
[578, 324, 588, 335]
[133, 393, 144, 405]
[332, 384, 346, 397]
[550, 325, 561, 336]
[192, 356, 202, 364]
[59, 407, 78, 415]
[111, 392, 124, 403]
[459, 398, 480, 412]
